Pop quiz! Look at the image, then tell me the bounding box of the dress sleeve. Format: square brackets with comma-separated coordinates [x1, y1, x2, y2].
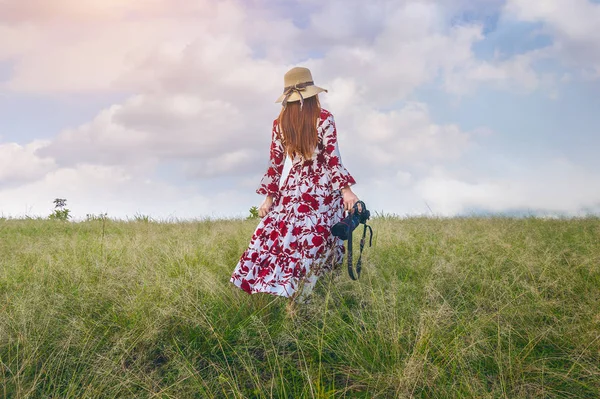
[256, 120, 285, 199]
[321, 113, 356, 191]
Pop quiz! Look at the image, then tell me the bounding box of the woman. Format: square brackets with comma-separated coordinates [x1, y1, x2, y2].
[230, 66, 359, 302]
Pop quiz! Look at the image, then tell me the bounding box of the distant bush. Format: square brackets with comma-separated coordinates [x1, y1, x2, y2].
[86, 213, 108, 222]
[134, 213, 152, 223]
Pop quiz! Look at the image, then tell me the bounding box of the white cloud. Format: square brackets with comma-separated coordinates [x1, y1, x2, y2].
[415, 158, 600, 216]
[1, 0, 541, 96]
[27, 0, 478, 181]
[182, 149, 261, 178]
[299, 1, 546, 102]
[0, 0, 250, 93]
[358, 104, 472, 165]
[310, 11, 485, 102]
[323, 88, 474, 172]
[0, 140, 56, 184]
[505, 0, 600, 76]
[444, 50, 543, 94]
[36, 94, 264, 172]
[0, 0, 162, 22]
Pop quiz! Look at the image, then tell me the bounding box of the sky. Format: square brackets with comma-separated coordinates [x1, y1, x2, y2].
[1, 0, 600, 220]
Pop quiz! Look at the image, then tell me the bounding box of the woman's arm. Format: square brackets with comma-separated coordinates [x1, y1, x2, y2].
[256, 121, 285, 217]
[322, 113, 358, 211]
[321, 113, 356, 191]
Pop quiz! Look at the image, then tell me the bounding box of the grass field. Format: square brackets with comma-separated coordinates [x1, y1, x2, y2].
[1, 216, 599, 398]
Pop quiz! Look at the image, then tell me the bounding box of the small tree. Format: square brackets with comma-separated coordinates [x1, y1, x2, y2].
[247, 206, 259, 220]
[49, 198, 71, 221]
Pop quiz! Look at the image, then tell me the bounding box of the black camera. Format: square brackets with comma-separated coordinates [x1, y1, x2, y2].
[332, 200, 370, 240]
[331, 200, 373, 280]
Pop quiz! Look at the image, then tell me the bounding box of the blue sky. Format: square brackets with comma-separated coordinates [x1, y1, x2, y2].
[418, 79, 600, 165]
[1, 0, 599, 219]
[0, 92, 127, 144]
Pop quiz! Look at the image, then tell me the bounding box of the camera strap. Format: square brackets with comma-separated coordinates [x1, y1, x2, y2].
[347, 221, 373, 280]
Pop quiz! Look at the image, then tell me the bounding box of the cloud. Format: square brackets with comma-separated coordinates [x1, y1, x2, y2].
[0, 0, 156, 23]
[351, 103, 472, 169]
[305, 4, 479, 102]
[1, 0, 598, 218]
[0, 0, 251, 92]
[0, 161, 258, 220]
[415, 157, 600, 216]
[1, 0, 543, 96]
[1, 0, 508, 219]
[299, 1, 546, 101]
[505, 0, 600, 76]
[443, 49, 544, 94]
[1, 21, 196, 93]
[323, 79, 473, 173]
[182, 149, 261, 179]
[0, 140, 57, 185]
[34, 92, 274, 177]
[34, 89, 475, 189]
[30, 0, 479, 180]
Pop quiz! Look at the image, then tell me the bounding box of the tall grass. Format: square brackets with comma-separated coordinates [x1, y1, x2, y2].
[0, 216, 599, 398]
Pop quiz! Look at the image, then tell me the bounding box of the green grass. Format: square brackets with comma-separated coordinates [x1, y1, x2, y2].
[1, 216, 599, 398]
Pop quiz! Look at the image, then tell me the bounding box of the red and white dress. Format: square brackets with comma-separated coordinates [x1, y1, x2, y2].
[230, 108, 356, 299]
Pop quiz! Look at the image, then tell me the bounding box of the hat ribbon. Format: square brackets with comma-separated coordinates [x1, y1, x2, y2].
[281, 81, 314, 109]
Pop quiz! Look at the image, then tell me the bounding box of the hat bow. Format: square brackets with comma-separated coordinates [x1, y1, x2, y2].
[281, 81, 314, 108]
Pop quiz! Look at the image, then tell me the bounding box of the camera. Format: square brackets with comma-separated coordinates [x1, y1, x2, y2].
[331, 200, 370, 240]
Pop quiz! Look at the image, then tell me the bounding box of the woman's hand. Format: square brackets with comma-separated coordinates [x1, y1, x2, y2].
[341, 186, 359, 213]
[258, 196, 274, 217]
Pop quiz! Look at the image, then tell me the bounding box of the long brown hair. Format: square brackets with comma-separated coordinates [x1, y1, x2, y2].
[277, 95, 321, 159]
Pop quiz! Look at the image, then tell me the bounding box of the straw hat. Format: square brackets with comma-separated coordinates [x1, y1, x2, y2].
[275, 67, 328, 107]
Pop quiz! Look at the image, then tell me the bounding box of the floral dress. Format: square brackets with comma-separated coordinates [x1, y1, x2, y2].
[230, 108, 356, 299]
